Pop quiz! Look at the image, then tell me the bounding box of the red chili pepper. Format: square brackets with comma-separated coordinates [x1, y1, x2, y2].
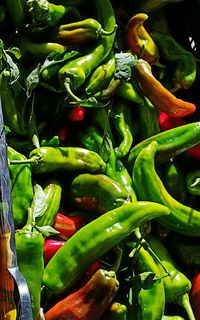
[82, 260, 101, 283]
[67, 106, 86, 122]
[159, 111, 187, 131]
[52, 213, 86, 240]
[187, 144, 200, 160]
[134, 59, 196, 118]
[55, 126, 68, 143]
[126, 13, 159, 64]
[190, 273, 200, 320]
[43, 239, 65, 266]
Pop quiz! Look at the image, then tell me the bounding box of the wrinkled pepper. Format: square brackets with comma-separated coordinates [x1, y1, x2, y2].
[42, 201, 169, 298]
[126, 13, 159, 64]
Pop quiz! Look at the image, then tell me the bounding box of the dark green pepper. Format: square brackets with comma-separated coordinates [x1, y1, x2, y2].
[36, 182, 62, 227]
[70, 173, 130, 213]
[139, 97, 160, 139]
[15, 208, 44, 320]
[128, 121, 200, 167]
[138, 0, 184, 14]
[7, 146, 33, 229]
[5, 0, 27, 28]
[132, 141, 200, 236]
[147, 235, 195, 320]
[10, 146, 106, 174]
[42, 201, 169, 298]
[186, 170, 200, 196]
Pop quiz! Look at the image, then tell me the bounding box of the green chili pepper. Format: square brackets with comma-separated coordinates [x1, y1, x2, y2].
[14, 35, 65, 60]
[138, 0, 184, 14]
[186, 170, 200, 196]
[84, 54, 115, 96]
[15, 208, 44, 320]
[42, 201, 170, 298]
[151, 31, 197, 92]
[7, 146, 33, 229]
[112, 100, 134, 158]
[0, 70, 27, 136]
[58, 0, 116, 101]
[138, 97, 160, 139]
[5, 0, 27, 28]
[128, 121, 200, 167]
[27, 0, 79, 31]
[36, 182, 62, 227]
[132, 141, 200, 236]
[52, 18, 116, 45]
[132, 246, 165, 320]
[162, 317, 185, 320]
[106, 302, 128, 320]
[168, 234, 200, 267]
[10, 146, 106, 174]
[161, 158, 186, 202]
[93, 77, 121, 101]
[70, 173, 130, 213]
[147, 234, 195, 320]
[118, 81, 143, 104]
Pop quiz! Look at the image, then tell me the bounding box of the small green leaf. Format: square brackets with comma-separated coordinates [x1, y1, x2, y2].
[32, 134, 40, 148]
[31, 184, 47, 219]
[5, 53, 19, 84]
[136, 272, 160, 290]
[40, 50, 80, 73]
[100, 132, 113, 162]
[36, 225, 60, 237]
[25, 63, 41, 98]
[6, 47, 21, 60]
[115, 52, 137, 81]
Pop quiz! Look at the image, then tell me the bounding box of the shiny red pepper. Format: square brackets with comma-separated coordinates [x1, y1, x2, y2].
[43, 239, 65, 266]
[190, 273, 200, 320]
[67, 106, 86, 122]
[187, 144, 200, 160]
[52, 212, 86, 240]
[159, 111, 187, 131]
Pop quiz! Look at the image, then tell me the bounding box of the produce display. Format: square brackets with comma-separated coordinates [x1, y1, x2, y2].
[0, 0, 200, 319]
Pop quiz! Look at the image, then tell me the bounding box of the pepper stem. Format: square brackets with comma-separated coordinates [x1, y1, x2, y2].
[64, 81, 82, 103]
[22, 208, 35, 232]
[99, 24, 118, 36]
[9, 156, 38, 165]
[180, 293, 195, 320]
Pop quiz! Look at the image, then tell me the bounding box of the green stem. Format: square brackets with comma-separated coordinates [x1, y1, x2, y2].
[111, 245, 123, 272]
[100, 24, 118, 36]
[22, 208, 35, 232]
[9, 156, 38, 165]
[64, 81, 82, 103]
[180, 294, 195, 320]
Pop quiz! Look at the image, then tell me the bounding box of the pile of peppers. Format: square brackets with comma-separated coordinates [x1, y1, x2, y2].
[1, 0, 200, 319]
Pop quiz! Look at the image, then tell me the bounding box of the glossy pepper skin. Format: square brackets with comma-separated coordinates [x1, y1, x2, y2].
[103, 302, 127, 320]
[134, 59, 196, 118]
[42, 201, 169, 298]
[15, 208, 44, 320]
[126, 13, 159, 64]
[70, 173, 130, 213]
[58, 0, 116, 94]
[45, 269, 119, 320]
[11, 146, 106, 174]
[133, 245, 165, 320]
[151, 31, 196, 92]
[128, 121, 200, 166]
[139, 97, 160, 139]
[52, 212, 85, 240]
[147, 235, 195, 320]
[52, 18, 116, 45]
[36, 182, 62, 227]
[190, 273, 200, 320]
[132, 141, 200, 236]
[43, 239, 65, 265]
[8, 146, 33, 229]
[186, 170, 200, 196]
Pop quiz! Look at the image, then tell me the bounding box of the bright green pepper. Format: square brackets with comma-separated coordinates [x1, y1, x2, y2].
[128, 121, 200, 167]
[162, 317, 185, 320]
[186, 169, 200, 196]
[118, 81, 143, 104]
[36, 182, 62, 227]
[42, 201, 170, 298]
[132, 141, 200, 236]
[70, 173, 130, 214]
[147, 235, 195, 320]
[15, 208, 44, 320]
[7, 146, 33, 229]
[10, 146, 106, 174]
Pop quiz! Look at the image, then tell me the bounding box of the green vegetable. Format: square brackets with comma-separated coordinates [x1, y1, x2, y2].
[186, 170, 200, 196]
[42, 201, 169, 298]
[132, 141, 200, 236]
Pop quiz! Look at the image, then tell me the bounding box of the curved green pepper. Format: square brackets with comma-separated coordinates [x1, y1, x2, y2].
[10, 146, 106, 174]
[70, 173, 130, 213]
[42, 201, 169, 298]
[15, 208, 44, 320]
[186, 170, 200, 196]
[138, 97, 160, 139]
[132, 141, 200, 236]
[147, 235, 195, 320]
[7, 146, 33, 229]
[128, 121, 200, 167]
[36, 182, 62, 227]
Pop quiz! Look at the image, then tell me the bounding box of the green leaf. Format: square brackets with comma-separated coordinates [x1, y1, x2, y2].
[40, 50, 80, 73]
[115, 52, 137, 81]
[6, 47, 21, 60]
[25, 63, 41, 98]
[100, 132, 113, 162]
[5, 52, 19, 84]
[32, 134, 40, 148]
[36, 225, 60, 237]
[31, 184, 48, 219]
[135, 272, 160, 290]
